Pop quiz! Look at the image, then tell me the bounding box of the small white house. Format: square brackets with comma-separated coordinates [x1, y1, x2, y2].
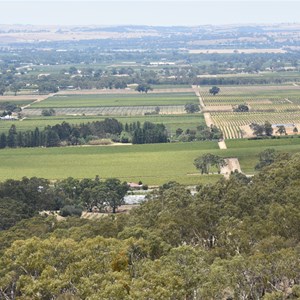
[0, 115, 17, 120]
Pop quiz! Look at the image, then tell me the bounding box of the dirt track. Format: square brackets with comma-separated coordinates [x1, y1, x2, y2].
[203, 112, 214, 127]
[21, 93, 56, 109]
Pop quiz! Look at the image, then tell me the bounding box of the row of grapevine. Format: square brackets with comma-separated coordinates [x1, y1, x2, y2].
[211, 111, 300, 139]
[24, 105, 186, 116]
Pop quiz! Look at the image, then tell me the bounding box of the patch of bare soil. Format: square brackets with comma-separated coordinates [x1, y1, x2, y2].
[221, 158, 242, 179]
[218, 140, 227, 149]
[203, 105, 233, 112]
[0, 95, 39, 101]
[247, 100, 272, 104]
[240, 125, 255, 138]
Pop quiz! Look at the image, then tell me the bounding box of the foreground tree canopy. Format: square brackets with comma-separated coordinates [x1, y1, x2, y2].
[1, 152, 300, 299]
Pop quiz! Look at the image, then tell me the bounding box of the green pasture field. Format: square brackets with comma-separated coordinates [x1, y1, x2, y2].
[226, 137, 300, 149]
[0, 114, 205, 134]
[30, 92, 198, 108]
[0, 141, 220, 185]
[1, 138, 300, 185]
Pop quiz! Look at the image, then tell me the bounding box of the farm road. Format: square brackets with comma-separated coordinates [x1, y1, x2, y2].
[192, 85, 205, 108]
[203, 112, 214, 127]
[21, 93, 56, 110]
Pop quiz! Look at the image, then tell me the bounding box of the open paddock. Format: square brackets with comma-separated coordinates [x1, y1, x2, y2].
[0, 141, 220, 186]
[1, 138, 300, 184]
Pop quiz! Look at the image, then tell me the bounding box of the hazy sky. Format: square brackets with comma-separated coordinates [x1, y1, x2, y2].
[0, 1, 299, 26]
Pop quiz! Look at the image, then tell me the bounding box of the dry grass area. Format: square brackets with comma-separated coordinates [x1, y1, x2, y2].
[247, 100, 273, 104]
[0, 31, 159, 44]
[40, 205, 139, 221]
[203, 105, 233, 112]
[240, 125, 255, 138]
[0, 95, 41, 101]
[81, 205, 139, 219]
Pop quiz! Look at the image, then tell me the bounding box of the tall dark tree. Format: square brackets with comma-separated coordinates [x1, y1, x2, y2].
[135, 83, 153, 93]
[45, 129, 60, 147]
[184, 103, 200, 113]
[7, 125, 17, 148]
[264, 121, 273, 136]
[209, 86, 220, 95]
[0, 133, 6, 149]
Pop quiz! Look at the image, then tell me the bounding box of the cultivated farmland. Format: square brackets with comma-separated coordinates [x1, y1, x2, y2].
[198, 84, 300, 139]
[2, 138, 300, 184]
[199, 85, 300, 107]
[21, 90, 199, 117]
[22, 105, 187, 116]
[0, 141, 220, 185]
[29, 92, 198, 108]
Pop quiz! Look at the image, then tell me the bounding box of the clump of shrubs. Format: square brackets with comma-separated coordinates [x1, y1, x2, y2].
[60, 205, 83, 217]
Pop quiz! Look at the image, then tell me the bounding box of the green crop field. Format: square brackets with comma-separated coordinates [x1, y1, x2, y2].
[1, 138, 300, 185]
[0, 114, 205, 134]
[30, 92, 198, 108]
[0, 141, 220, 185]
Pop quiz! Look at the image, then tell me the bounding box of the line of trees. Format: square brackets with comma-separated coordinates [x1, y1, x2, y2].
[0, 118, 123, 148]
[0, 119, 170, 149]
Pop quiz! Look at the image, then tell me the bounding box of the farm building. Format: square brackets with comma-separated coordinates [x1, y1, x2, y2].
[0, 115, 17, 120]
